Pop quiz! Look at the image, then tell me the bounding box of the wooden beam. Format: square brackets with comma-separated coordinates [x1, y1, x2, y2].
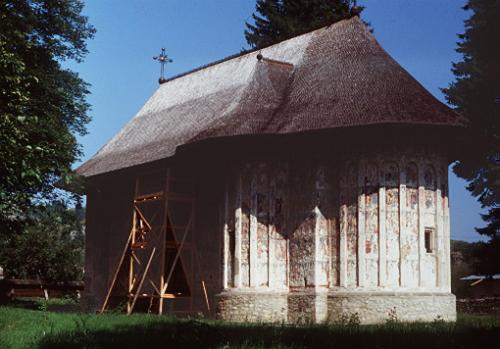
[161, 214, 193, 295]
[127, 247, 156, 315]
[149, 280, 161, 295]
[100, 229, 133, 313]
[158, 168, 171, 316]
[134, 206, 152, 231]
[131, 251, 141, 265]
[134, 191, 164, 203]
[194, 239, 211, 313]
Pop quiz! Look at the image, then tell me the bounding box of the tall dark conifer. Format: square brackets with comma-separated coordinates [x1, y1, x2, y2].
[443, 0, 500, 272]
[245, 0, 364, 49]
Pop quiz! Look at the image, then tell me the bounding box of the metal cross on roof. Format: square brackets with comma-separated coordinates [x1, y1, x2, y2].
[153, 48, 173, 84]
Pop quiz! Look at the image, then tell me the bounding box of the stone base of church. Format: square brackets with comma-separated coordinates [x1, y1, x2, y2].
[326, 292, 456, 324]
[216, 290, 456, 324]
[216, 290, 289, 322]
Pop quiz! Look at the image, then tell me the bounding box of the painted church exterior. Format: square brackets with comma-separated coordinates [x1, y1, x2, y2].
[78, 16, 462, 323]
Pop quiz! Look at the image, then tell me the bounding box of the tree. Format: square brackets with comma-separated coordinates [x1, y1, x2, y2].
[244, 0, 365, 49]
[451, 240, 478, 297]
[451, 239, 500, 296]
[0, 202, 85, 283]
[443, 0, 499, 274]
[0, 1, 95, 227]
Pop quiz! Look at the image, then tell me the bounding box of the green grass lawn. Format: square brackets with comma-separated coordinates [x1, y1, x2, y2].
[0, 304, 499, 349]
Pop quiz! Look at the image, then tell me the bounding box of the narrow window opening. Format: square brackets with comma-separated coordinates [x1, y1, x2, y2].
[424, 228, 434, 253]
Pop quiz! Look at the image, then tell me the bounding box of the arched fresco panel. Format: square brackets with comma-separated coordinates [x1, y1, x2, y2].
[269, 165, 288, 288]
[383, 161, 400, 287]
[402, 162, 419, 288]
[364, 162, 379, 287]
[254, 165, 269, 287]
[422, 164, 437, 288]
[240, 164, 251, 287]
[345, 163, 358, 287]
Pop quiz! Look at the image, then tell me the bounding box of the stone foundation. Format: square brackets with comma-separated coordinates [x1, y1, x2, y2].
[217, 290, 456, 324]
[286, 290, 328, 323]
[216, 290, 288, 322]
[327, 292, 456, 323]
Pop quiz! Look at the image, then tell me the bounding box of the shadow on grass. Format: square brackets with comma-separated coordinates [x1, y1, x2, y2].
[39, 318, 500, 349]
[1, 297, 80, 313]
[0, 298, 42, 310]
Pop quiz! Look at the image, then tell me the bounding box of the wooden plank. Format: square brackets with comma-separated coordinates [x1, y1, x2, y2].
[128, 199, 138, 315]
[134, 207, 152, 231]
[194, 240, 211, 312]
[161, 214, 193, 295]
[127, 247, 156, 315]
[129, 294, 162, 298]
[158, 168, 171, 315]
[201, 280, 210, 312]
[161, 293, 176, 299]
[100, 228, 133, 313]
[149, 280, 161, 295]
[134, 191, 164, 203]
[128, 177, 140, 305]
[131, 251, 141, 265]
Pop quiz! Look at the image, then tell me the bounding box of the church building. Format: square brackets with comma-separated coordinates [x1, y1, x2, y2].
[77, 16, 462, 323]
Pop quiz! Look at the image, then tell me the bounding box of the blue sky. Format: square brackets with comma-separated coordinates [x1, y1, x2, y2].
[69, 0, 485, 242]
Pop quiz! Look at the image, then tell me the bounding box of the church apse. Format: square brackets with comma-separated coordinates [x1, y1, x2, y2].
[217, 147, 455, 324]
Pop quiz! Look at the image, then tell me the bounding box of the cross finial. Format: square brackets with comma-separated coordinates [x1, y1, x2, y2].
[153, 48, 173, 84]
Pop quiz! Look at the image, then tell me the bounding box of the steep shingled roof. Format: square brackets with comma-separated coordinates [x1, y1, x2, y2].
[77, 17, 464, 177]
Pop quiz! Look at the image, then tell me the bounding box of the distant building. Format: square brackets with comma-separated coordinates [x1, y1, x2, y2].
[76, 17, 463, 323]
[460, 275, 500, 298]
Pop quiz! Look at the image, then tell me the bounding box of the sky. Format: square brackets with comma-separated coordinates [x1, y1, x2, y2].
[68, 0, 486, 242]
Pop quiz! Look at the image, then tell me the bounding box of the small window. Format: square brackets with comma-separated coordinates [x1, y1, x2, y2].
[424, 228, 434, 253]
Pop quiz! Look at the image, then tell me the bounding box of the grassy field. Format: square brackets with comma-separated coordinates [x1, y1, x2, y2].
[0, 303, 499, 349]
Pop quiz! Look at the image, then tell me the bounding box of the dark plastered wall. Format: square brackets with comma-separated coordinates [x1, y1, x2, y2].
[83, 171, 135, 311]
[190, 166, 225, 315]
[82, 124, 460, 314]
[82, 185, 107, 311]
[82, 157, 225, 315]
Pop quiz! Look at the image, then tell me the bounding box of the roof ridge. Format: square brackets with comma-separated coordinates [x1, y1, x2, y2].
[161, 16, 359, 85]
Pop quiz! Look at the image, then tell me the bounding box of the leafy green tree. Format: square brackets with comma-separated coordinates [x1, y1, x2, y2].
[443, 0, 499, 275]
[245, 0, 365, 49]
[0, 0, 95, 227]
[0, 202, 85, 283]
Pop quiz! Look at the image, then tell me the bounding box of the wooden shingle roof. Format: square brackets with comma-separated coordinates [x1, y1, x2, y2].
[78, 17, 464, 177]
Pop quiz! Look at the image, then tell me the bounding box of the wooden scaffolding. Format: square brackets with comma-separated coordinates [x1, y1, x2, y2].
[100, 168, 210, 315]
